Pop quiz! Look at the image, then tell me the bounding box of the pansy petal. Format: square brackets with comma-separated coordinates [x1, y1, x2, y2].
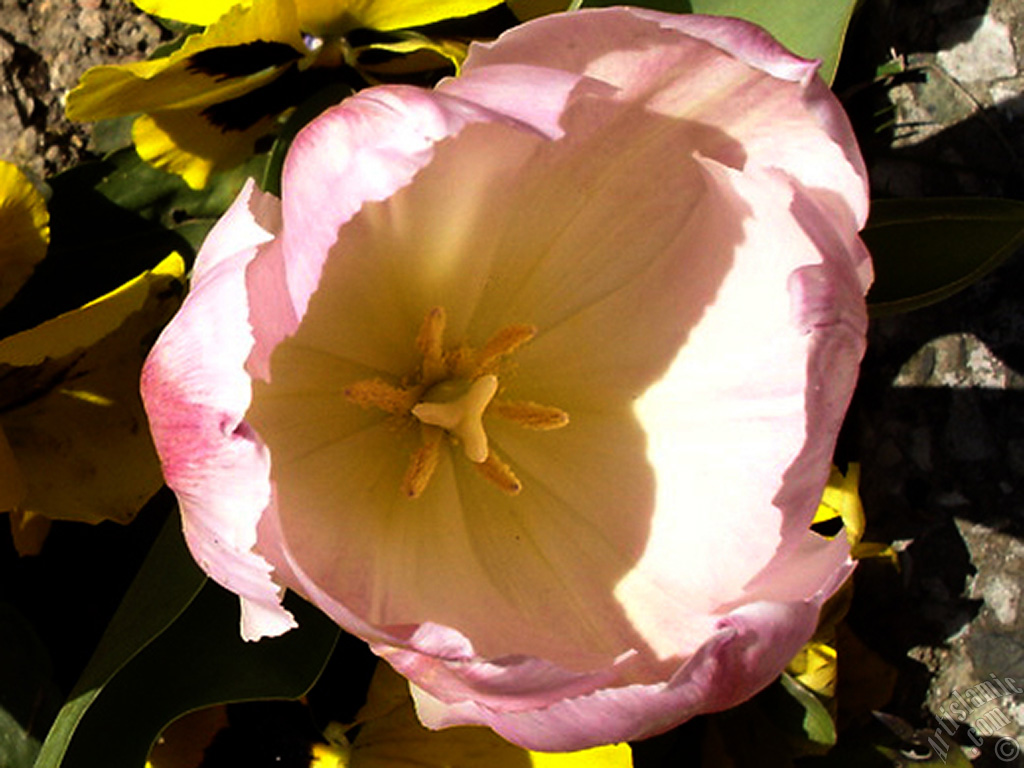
[0, 254, 184, 527]
[133, 106, 279, 190]
[294, 0, 503, 36]
[0, 427, 26, 512]
[132, 0, 247, 25]
[0, 162, 49, 310]
[352, 35, 467, 81]
[8, 508, 51, 557]
[507, 0, 572, 21]
[141, 180, 295, 639]
[67, 0, 305, 121]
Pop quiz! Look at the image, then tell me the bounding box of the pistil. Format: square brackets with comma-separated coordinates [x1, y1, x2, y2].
[343, 307, 569, 499]
[412, 375, 499, 463]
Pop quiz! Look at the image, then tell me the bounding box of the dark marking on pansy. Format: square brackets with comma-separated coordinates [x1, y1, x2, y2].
[200, 64, 302, 131]
[200, 65, 362, 132]
[810, 517, 844, 538]
[412, 4, 519, 40]
[186, 41, 302, 81]
[345, 27, 405, 48]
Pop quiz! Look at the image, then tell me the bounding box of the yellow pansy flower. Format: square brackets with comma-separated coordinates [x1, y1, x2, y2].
[135, 0, 508, 36]
[315, 663, 632, 767]
[0, 254, 186, 554]
[0, 162, 49, 310]
[67, 0, 508, 189]
[812, 463, 897, 562]
[788, 464, 897, 698]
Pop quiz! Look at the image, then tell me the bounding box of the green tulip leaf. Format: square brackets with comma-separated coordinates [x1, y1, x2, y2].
[35, 513, 339, 768]
[863, 197, 1024, 317]
[0, 603, 61, 768]
[778, 672, 837, 749]
[34, 512, 206, 768]
[576, 0, 857, 84]
[96, 147, 264, 231]
[697, 673, 836, 767]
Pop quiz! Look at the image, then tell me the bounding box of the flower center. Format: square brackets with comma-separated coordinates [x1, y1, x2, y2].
[412, 375, 499, 464]
[343, 307, 569, 499]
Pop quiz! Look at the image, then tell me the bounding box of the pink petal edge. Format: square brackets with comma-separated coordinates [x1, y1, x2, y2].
[142, 179, 295, 640]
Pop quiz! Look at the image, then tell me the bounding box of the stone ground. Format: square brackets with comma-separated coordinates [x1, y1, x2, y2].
[1, 0, 1024, 765]
[0, 0, 163, 179]
[834, 0, 1024, 764]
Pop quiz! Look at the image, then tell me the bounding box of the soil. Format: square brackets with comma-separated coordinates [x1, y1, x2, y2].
[0, 0, 164, 179]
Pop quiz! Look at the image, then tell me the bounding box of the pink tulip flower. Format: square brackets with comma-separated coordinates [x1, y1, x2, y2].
[142, 7, 871, 751]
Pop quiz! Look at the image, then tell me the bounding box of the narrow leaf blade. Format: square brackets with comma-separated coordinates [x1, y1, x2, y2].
[863, 197, 1024, 316]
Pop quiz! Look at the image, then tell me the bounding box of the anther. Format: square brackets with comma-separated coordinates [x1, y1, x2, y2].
[489, 399, 569, 430]
[474, 451, 522, 496]
[402, 425, 443, 499]
[474, 324, 537, 373]
[416, 306, 448, 384]
[344, 378, 418, 414]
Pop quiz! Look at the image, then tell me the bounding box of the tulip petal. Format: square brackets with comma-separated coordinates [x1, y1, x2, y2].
[460, 8, 868, 226]
[615, 157, 864, 653]
[249, 82, 573, 379]
[146, 7, 872, 749]
[142, 180, 296, 639]
[342, 662, 633, 768]
[251, 107, 705, 668]
[411, 598, 834, 751]
[252, 31, 864, 677]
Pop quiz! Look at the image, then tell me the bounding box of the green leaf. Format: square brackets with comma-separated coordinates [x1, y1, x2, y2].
[35, 516, 339, 768]
[34, 512, 206, 768]
[696, 674, 836, 767]
[576, 0, 857, 84]
[0, 604, 61, 768]
[778, 673, 836, 749]
[0, 706, 40, 768]
[863, 197, 1024, 317]
[96, 147, 264, 232]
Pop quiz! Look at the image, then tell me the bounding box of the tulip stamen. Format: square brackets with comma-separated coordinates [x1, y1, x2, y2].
[344, 378, 419, 414]
[474, 324, 537, 374]
[474, 451, 523, 496]
[402, 424, 444, 499]
[342, 307, 565, 499]
[416, 306, 448, 384]
[489, 399, 570, 430]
